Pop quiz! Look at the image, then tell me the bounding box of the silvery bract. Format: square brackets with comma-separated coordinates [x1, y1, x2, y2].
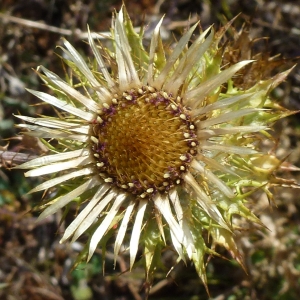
[15, 6, 296, 290]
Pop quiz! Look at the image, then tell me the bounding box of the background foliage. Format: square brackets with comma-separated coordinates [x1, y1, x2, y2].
[1, 0, 300, 299]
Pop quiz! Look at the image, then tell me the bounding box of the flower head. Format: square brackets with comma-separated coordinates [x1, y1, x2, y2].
[15, 7, 295, 289]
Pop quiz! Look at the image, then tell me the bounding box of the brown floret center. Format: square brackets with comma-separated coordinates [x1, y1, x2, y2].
[90, 86, 197, 198]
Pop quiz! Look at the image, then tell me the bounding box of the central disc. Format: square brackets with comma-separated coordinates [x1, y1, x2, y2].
[90, 86, 197, 198]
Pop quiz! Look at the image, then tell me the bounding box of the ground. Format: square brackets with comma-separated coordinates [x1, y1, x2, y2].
[0, 0, 300, 299]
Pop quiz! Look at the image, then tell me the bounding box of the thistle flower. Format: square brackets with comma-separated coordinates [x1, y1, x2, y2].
[15, 7, 295, 289]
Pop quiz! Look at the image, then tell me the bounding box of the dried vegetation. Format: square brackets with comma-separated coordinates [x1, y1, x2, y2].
[1, 0, 300, 299]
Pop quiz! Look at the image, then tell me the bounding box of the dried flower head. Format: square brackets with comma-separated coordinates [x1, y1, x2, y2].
[15, 7, 296, 290]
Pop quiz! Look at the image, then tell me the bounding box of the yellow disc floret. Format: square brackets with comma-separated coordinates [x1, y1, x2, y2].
[90, 86, 197, 198]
